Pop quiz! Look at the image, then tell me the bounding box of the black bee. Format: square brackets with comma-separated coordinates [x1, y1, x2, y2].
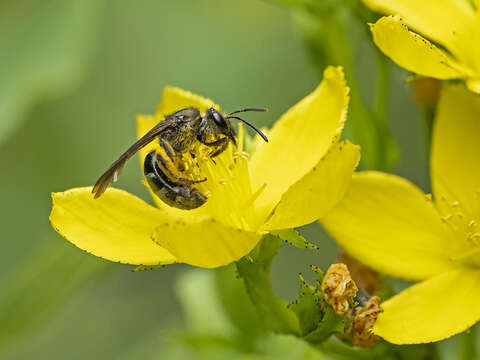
[92, 107, 268, 209]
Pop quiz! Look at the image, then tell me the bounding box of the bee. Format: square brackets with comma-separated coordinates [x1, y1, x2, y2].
[92, 106, 268, 209]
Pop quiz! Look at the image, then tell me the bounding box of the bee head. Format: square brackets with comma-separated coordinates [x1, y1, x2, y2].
[203, 107, 269, 146]
[205, 107, 237, 145]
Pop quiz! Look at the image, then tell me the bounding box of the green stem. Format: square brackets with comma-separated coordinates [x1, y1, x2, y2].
[374, 51, 394, 172]
[236, 236, 300, 335]
[320, 337, 394, 360]
[422, 106, 435, 157]
[460, 325, 477, 360]
[375, 53, 389, 124]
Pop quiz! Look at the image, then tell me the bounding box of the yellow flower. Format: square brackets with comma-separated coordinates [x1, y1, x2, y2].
[50, 66, 360, 269]
[363, 0, 480, 93]
[321, 84, 480, 344]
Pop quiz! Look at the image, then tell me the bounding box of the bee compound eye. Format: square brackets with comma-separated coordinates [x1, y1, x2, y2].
[210, 109, 226, 127]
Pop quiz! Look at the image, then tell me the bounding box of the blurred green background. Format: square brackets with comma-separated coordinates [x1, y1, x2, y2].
[0, 0, 429, 359]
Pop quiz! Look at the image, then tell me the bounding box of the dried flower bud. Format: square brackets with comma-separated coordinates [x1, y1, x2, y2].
[349, 296, 383, 347]
[322, 263, 358, 315]
[338, 251, 382, 294]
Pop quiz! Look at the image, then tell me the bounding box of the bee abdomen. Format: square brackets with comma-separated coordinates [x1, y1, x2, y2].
[144, 151, 207, 210]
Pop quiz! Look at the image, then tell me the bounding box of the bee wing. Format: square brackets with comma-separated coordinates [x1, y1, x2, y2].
[92, 119, 174, 198]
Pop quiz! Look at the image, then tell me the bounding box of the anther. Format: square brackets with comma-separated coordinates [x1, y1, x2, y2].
[441, 214, 453, 222]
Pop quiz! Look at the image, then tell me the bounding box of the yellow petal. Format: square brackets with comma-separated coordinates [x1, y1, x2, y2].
[432, 84, 480, 221]
[156, 85, 220, 118]
[50, 187, 176, 265]
[362, 0, 475, 52]
[370, 16, 470, 80]
[263, 141, 360, 230]
[466, 79, 480, 94]
[152, 218, 262, 268]
[249, 66, 349, 213]
[375, 268, 480, 344]
[321, 172, 457, 281]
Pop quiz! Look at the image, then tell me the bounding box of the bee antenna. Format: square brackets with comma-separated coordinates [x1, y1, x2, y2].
[226, 116, 268, 142]
[227, 108, 268, 116]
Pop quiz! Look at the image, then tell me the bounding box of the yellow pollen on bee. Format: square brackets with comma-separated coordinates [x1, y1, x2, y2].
[425, 193, 432, 201]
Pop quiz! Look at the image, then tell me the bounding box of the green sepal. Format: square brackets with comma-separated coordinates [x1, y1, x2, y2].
[304, 305, 347, 344]
[237, 236, 349, 346]
[292, 264, 348, 345]
[288, 274, 322, 335]
[270, 229, 318, 249]
[133, 264, 165, 272]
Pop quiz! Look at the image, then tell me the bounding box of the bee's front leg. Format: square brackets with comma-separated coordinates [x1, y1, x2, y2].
[197, 136, 230, 158]
[209, 140, 230, 158]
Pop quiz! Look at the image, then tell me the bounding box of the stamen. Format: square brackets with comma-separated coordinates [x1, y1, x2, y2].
[242, 183, 267, 210]
[152, 121, 263, 231]
[237, 122, 244, 153]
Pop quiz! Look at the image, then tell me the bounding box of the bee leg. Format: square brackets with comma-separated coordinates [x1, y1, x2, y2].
[209, 139, 230, 158]
[197, 136, 230, 159]
[144, 151, 177, 192]
[198, 136, 229, 147]
[160, 138, 185, 172]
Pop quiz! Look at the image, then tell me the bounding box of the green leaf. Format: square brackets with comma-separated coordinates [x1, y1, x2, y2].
[0, 0, 104, 144]
[270, 229, 319, 249]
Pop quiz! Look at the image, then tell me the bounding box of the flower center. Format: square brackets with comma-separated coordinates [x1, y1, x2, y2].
[180, 124, 266, 231]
